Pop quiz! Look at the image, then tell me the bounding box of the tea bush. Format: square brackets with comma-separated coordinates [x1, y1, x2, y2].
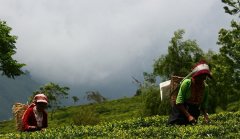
[1, 111, 239, 138]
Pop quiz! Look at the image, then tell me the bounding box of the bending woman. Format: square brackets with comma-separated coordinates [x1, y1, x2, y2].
[22, 93, 48, 131]
[168, 61, 211, 125]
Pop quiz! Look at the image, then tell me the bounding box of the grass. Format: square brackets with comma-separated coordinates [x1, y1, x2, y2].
[0, 95, 143, 134]
[1, 111, 239, 138]
[1, 95, 239, 137]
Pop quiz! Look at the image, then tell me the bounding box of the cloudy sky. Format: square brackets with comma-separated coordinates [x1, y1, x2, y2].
[0, 0, 233, 99]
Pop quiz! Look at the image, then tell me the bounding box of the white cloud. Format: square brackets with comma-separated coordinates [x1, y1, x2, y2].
[0, 0, 232, 97]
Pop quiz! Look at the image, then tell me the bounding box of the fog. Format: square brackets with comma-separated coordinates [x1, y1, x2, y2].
[0, 0, 232, 99]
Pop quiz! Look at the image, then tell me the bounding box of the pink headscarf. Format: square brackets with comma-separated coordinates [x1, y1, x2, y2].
[191, 60, 212, 78]
[33, 94, 48, 104]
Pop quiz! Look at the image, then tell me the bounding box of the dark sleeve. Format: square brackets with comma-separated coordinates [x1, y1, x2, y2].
[42, 111, 48, 128]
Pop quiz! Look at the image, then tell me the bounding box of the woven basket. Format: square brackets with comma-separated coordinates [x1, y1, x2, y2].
[12, 103, 28, 131]
[170, 76, 184, 106]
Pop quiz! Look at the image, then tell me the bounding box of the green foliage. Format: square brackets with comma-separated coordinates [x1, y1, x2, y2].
[134, 88, 142, 96]
[0, 120, 16, 134]
[0, 20, 25, 78]
[206, 85, 219, 113]
[49, 96, 143, 127]
[153, 29, 204, 79]
[226, 100, 240, 112]
[142, 72, 156, 88]
[72, 96, 79, 104]
[222, 0, 240, 17]
[85, 90, 107, 103]
[1, 111, 239, 138]
[141, 87, 161, 116]
[72, 107, 100, 126]
[95, 96, 142, 122]
[208, 55, 235, 110]
[1, 96, 143, 134]
[149, 29, 206, 117]
[141, 86, 171, 116]
[218, 21, 240, 94]
[1, 96, 240, 138]
[95, 105, 111, 114]
[207, 0, 240, 111]
[218, 21, 240, 67]
[158, 99, 172, 115]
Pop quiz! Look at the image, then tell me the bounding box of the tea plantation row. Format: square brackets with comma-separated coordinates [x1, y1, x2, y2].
[1, 111, 239, 138]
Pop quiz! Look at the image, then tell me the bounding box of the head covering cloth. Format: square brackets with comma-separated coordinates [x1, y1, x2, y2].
[180, 60, 212, 83]
[33, 94, 48, 104]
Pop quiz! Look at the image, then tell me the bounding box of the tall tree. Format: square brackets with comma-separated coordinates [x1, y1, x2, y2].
[32, 82, 70, 119]
[153, 29, 204, 80]
[222, 0, 240, 17]
[218, 21, 240, 99]
[143, 72, 156, 88]
[209, 0, 240, 110]
[72, 96, 79, 104]
[142, 30, 206, 116]
[85, 91, 106, 103]
[0, 20, 25, 78]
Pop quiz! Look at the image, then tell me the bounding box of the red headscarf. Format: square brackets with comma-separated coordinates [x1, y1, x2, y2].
[191, 60, 212, 78]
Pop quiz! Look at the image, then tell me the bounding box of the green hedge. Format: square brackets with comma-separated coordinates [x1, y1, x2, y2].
[1, 111, 239, 139]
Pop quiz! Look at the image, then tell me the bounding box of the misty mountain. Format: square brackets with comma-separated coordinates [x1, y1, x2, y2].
[0, 72, 40, 121]
[0, 71, 139, 121]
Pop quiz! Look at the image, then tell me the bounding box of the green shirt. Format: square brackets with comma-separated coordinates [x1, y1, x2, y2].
[176, 79, 209, 109]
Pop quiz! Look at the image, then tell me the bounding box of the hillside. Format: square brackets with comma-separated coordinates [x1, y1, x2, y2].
[0, 73, 41, 121]
[1, 105, 240, 138]
[0, 96, 240, 138]
[0, 96, 143, 134]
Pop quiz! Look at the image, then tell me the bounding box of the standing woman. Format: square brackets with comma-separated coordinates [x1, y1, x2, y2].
[168, 61, 211, 125]
[22, 94, 48, 131]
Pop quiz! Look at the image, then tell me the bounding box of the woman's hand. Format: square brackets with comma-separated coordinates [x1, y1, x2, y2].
[203, 113, 210, 124]
[177, 104, 197, 124]
[28, 126, 40, 131]
[188, 115, 196, 124]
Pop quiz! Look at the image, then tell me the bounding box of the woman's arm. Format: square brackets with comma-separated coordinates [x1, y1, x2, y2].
[176, 79, 195, 123]
[22, 107, 38, 131]
[177, 104, 196, 123]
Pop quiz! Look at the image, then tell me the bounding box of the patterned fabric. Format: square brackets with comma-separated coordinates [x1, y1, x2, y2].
[186, 81, 205, 105]
[168, 78, 209, 125]
[176, 79, 209, 109]
[33, 106, 43, 128]
[191, 61, 212, 78]
[22, 104, 48, 131]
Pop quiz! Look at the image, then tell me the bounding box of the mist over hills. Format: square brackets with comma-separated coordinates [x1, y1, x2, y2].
[0, 71, 139, 121]
[0, 72, 40, 121]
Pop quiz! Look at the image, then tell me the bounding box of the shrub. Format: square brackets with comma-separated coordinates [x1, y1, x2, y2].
[96, 106, 111, 114]
[72, 106, 100, 126]
[141, 86, 172, 117]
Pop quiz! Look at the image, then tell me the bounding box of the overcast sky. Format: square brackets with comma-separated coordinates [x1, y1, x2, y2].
[0, 0, 233, 99]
